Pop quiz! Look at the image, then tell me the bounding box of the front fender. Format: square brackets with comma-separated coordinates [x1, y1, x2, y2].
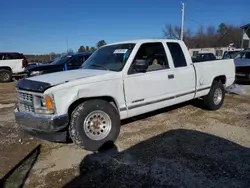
[52, 87, 79, 115]
[51, 79, 126, 118]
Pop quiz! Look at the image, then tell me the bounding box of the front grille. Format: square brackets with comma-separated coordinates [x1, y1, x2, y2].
[18, 103, 34, 113]
[17, 92, 33, 102]
[17, 91, 34, 113]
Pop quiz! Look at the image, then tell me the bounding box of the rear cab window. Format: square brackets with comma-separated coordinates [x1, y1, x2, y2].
[13, 53, 23, 59]
[2, 53, 23, 60]
[166, 42, 187, 68]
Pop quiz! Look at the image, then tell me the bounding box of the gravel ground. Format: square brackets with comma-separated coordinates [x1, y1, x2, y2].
[0, 82, 250, 188]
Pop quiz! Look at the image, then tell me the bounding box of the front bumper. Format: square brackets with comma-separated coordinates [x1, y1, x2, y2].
[14, 109, 69, 142]
[13, 71, 28, 77]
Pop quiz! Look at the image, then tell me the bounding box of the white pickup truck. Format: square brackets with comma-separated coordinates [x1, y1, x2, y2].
[0, 52, 28, 82]
[14, 39, 235, 151]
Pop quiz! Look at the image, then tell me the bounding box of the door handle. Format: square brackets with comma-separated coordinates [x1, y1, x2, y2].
[168, 74, 174, 79]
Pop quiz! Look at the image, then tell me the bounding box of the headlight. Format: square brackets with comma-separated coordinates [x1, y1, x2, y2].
[34, 95, 55, 114]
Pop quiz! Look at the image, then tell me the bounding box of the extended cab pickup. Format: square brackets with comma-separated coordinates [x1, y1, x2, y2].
[14, 39, 235, 151]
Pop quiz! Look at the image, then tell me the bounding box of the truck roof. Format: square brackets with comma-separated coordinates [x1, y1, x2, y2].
[0, 52, 23, 54]
[105, 39, 182, 46]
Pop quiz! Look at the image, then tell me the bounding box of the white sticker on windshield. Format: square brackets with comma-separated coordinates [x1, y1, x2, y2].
[113, 49, 128, 54]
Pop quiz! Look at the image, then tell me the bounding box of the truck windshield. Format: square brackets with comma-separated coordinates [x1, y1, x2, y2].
[234, 51, 250, 59]
[223, 51, 240, 59]
[50, 55, 72, 65]
[82, 43, 135, 71]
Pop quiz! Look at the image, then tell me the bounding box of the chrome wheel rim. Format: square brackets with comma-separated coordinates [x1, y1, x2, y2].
[213, 88, 222, 105]
[83, 110, 112, 140]
[0, 72, 10, 81]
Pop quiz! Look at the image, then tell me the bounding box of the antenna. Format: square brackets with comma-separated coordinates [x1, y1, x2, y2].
[66, 37, 69, 53]
[180, 2, 185, 40]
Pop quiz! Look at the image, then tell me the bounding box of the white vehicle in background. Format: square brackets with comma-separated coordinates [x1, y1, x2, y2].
[14, 39, 235, 151]
[0, 52, 28, 82]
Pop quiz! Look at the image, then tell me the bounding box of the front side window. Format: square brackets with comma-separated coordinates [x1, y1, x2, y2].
[67, 57, 81, 66]
[229, 51, 240, 59]
[128, 42, 169, 74]
[68, 55, 86, 66]
[82, 43, 135, 71]
[50, 55, 72, 65]
[223, 51, 239, 59]
[234, 52, 242, 59]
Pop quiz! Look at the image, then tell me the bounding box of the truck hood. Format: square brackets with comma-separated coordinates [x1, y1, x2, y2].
[17, 69, 113, 92]
[27, 69, 112, 85]
[25, 63, 63, 72]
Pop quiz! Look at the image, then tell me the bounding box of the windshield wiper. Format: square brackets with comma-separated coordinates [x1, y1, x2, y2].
[90, 64, 109, 71]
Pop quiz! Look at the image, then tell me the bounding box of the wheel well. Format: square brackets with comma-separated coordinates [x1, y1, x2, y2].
[68, 96, 119, 118]
[213, 75, 226, 85]
[0, 66, 12, 72]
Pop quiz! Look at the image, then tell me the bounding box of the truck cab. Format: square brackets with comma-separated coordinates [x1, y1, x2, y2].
[14, 39, 235, 151]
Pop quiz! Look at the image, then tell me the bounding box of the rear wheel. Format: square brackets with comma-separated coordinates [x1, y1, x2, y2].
[69, 99, 120, 151]
[204, 81, 225, 110]
[0, 69, 12, 83]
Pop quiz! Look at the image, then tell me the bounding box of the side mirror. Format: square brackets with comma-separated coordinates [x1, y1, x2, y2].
[133, 59, 149, 73]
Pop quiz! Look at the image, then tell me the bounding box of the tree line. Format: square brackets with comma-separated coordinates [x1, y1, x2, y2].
[163, 23, 245, 49]
[25, 23, 246, 63]
[77, 40, 107, 52]
[25, 40, 107, 63]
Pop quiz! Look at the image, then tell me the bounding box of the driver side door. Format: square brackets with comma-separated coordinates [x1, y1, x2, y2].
[123, 42, 176, 117]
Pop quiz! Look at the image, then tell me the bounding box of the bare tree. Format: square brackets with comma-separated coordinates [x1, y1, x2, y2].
[163, 24, 195, 48]
[163, 23, 242, 48]
[163, 24, 181, 39]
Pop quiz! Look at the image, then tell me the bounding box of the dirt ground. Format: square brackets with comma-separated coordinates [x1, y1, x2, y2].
[1, 82, 250, 188]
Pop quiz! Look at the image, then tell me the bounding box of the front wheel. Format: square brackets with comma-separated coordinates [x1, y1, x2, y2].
[204, 81, 225, 110]
[0, 69, 12, 83]
[69, 99, 120, 151]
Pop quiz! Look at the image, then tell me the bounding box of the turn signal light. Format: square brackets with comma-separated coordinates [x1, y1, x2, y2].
[45, 96, 54, 109]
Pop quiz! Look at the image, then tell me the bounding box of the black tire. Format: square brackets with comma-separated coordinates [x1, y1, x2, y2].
[0, 69, 12, 83]
[204, 81, 225, 110]
[69, 99, 120, 151]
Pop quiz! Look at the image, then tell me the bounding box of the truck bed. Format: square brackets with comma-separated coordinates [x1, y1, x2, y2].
[194, 59, 235, 94]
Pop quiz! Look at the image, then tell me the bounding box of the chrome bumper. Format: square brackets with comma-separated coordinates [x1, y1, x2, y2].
[14, 109, 69, 132]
